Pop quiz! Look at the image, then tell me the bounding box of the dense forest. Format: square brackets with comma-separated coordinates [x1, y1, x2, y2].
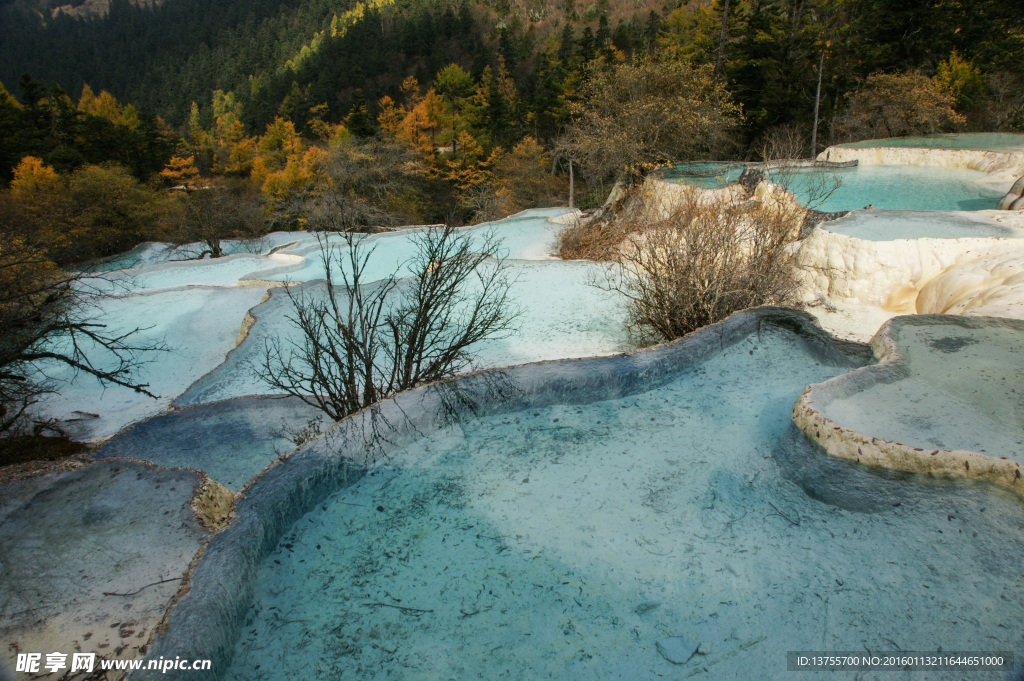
[0, 0, 1023, 239]
[3, 0, 1022, 140]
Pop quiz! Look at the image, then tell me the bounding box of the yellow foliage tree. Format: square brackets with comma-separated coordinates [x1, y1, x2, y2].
[490, 136, 553, 206]
[10, 157, 61, 198]
[436, 130, 491, 198]
[213, 117, 257, 176]
[396, 89, 446, 156]
[252, 119, 326, 202]
[186, 102, 217, 172]
[253, 118, 306, 175]
[77, 84, 141, 129]
[377, 96, 404, 135]
[0, 81, 22, 110]
[159, 155, 201, 188]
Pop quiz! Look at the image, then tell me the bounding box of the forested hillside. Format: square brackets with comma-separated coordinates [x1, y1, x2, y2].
[1, 0, 1023, 246]
[4, 0, 1021, 143]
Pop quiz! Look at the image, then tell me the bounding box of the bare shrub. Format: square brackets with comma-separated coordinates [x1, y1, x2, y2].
[593, 191, 801, 342]
[764, 165, 844, 213]
[757, 124, 809, 162]
[756, 130, 844, 213]
[169, 182, 267, 258]
[253, 227, 520, 423]
[0, 229, 163, 446]
[559, 59, 741, 191]
[306, 138, 426, 233]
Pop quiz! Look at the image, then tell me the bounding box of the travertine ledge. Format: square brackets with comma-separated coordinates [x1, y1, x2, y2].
[793, 315, 1024, 494]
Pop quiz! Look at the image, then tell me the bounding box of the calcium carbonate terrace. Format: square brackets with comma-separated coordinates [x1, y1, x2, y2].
[818, 209, 1023, 241]
[5, 134, 1024, 681]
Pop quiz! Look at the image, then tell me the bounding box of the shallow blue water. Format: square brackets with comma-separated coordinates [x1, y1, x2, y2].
[821, 323, 1024, 463]
[661, 163, 1005, 212]
[226, 329, 1024, 680]
[262, 209, 568, 283]
[657, 162, 746, 189]
[777, 165, 1005, 212]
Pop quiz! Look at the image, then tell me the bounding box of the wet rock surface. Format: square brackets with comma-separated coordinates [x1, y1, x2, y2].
[0, 459, 216, 676]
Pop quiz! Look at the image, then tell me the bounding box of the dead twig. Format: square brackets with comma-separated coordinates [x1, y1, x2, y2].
[362, 602, 434, 613]
[766, 501, 800, 526]
[102, 577, 181, 597]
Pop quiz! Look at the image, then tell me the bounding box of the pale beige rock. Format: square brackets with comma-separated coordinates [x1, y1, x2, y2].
[916, 250, 1024, 318]
[794, 226, 1024, 310]
[819, 145, 1024, 181]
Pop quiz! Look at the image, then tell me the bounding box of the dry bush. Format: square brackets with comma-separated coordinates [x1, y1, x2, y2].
[559, 59, 741, 189]
[556, 215, 638, 261]
[0, 228, 163, 447]
[755, 130, 844, 214]
[757, 124, 809, 161]
[254, 226, 520, 423]
[593, 191, 801, 342]
[763, 164, 844, 213]
[167, 182, 266, 258]
[835, 72, 965, 141]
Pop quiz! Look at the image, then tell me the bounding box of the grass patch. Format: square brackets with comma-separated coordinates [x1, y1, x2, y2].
[0, 435, 89, 468]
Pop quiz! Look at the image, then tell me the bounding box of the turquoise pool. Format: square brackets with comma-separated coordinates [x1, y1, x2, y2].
[822, 209, 1022, 241]
[775, 164, 1006, 212]
[660, 162, 1006, 212]
[657, 162, 746, 189]
[222, 325, 1024, 680]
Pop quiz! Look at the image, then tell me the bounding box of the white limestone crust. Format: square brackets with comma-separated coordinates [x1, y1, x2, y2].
[819, 145, 1024, 180]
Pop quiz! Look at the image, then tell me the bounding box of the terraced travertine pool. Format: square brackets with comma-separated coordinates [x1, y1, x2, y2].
[656, 161, 746, 189]
[223, 327, 1024, 681]
[775, 165, 1006, 212]
[36, 209, 630, 441]
[818, 321, 1024, 462]
[838, 133, 1024, 151]
[661, 162, 1007, 212]
[23, 151, 1024, 681]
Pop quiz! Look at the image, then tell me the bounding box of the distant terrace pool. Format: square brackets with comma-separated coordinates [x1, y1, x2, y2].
[775, 164, 1006, 212]
[838, 133, 1024, 151]
[660, 162, 1006, 212]
[656, 161, 746, 189]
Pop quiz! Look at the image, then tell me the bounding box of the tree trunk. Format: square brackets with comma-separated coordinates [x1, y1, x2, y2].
[568, 160, 575, 209]
[714, 0, 731, 81]
[810, 48, 825, 159]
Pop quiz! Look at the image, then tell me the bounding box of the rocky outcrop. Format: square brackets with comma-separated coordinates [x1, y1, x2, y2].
[793, 224, 1024, 312]
[997, 175, 1024, 210]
